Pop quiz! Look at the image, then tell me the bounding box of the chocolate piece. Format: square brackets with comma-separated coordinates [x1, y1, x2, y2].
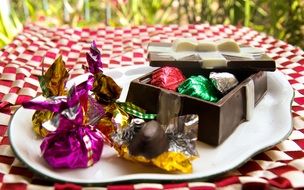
[128, 120, 169, 159]
[126, 68, 267, 145]
[148, 42, 276, 71]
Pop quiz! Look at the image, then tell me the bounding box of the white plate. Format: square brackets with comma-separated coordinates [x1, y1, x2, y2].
[9, 65, 293, 184]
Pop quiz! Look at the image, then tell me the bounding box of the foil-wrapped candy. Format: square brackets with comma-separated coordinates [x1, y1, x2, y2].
[112, 115, 198, 173]
[23, 76, 99, 133]
[150, 66, 186, 91]
[86, 41, 122, 104]
[209, 72, 239, 94]
[41, 116, 104, 169]
[96, 101, 156, 143]
[28, 84, 104, 169]
[178, 75, 219, 102]
[112, 91, 198, 173]
[31, 55, 69, 137]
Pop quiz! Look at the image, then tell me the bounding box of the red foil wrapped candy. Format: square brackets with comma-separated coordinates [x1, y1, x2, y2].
[150, 67, 185, 91]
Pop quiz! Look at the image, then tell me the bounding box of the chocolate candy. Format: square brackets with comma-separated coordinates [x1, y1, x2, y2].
[209, 72, 239, 94]
[150, 66, 185, 91]
[178, 75, 219, 102]
[128, 120, 169, 159]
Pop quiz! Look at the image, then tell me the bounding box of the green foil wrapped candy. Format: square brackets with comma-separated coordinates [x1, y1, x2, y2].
[178, 75, 219, 102]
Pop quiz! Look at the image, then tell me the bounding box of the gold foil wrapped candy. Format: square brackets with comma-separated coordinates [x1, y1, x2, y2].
[32, 55, 69, 137]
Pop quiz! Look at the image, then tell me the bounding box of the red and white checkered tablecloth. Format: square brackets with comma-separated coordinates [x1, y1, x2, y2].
[0, 23, 304, 190]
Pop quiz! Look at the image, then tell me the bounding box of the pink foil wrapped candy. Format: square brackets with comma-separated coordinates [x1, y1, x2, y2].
[40, 84, 105, 169]
[24, 79, 105, 169]
[40, 115, 104, 169]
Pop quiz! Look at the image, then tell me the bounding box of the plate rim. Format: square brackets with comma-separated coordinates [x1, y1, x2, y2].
[8, 67, 294, 185]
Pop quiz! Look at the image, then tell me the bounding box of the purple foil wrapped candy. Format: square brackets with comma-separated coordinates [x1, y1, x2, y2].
[40, 83, 104, 169]
[41, 116, 104, 169]
[40, 117, 103, 168]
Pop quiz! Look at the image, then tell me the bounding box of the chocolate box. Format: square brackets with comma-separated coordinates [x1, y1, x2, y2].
[126, 68, 267, 146]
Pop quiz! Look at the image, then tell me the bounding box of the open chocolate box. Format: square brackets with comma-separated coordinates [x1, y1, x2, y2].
[126, 68, 267, 146]
[126, 40, 274, 145]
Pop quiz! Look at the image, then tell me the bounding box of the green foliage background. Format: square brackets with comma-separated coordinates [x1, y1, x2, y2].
[1, 0, 303, 49]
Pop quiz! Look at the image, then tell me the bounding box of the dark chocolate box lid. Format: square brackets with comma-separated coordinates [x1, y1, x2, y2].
[148, 39, 276, 72]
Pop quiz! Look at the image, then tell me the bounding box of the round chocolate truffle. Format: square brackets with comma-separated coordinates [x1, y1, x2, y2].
[128, 120, 169, 159]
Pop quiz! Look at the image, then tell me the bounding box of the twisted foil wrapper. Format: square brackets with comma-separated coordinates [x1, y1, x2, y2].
[209, 72, 238, 94]
[150, 67, 186, 91]
[112, 91, 198, 173]
[86, 40, 103, 75]
[178, 75, 219, 102]
[23, 77, 93, 114]
[38, 84, 104, 169]
[30, 55, 69, 137]
[85, 41, 126, 141]
[39, 55, 69, 97]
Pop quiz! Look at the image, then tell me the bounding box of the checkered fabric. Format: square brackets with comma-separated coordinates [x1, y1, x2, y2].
[0, 23, 304, 190]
